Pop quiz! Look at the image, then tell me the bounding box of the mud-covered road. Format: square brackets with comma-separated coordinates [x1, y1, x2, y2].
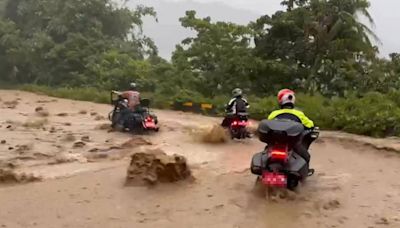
[0, 90, 400, 228]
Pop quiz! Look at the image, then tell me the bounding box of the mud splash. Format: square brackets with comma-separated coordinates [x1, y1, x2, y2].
[0, 169, 42, 184]
[35, 106, 50, 117]
[192, 124, 229, 144]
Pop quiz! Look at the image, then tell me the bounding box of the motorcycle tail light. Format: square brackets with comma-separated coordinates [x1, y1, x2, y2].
[270, 144, 288, 161]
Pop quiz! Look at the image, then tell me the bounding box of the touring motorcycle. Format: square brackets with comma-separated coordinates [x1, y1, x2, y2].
[109, 91, 159, 133]
[250, 119, 319, 190]
[228, 113, 250, 139]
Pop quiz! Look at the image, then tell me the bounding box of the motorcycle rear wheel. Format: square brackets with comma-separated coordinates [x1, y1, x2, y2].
[287, 175, 299, 191]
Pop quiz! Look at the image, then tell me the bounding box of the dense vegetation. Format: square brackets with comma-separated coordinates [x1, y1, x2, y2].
[1, 0, 400, 137]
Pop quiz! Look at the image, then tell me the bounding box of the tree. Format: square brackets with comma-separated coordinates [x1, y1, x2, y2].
[0, 0, 158, 86]
[172, 10, 255, 97]
[253, 0, 379, 96]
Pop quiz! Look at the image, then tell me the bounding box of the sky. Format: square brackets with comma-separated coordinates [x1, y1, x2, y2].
[199, 0, 400, 57]
[133, 0, 400, 59]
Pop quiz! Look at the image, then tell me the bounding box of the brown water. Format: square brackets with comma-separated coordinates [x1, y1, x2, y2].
[0, 90, 399, 228]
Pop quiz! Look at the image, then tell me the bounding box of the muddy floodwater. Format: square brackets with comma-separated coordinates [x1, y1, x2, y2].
[0, 90, 400, 228]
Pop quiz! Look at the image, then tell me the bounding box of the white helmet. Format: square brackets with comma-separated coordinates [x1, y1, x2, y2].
[278, 89, 295, 106]
[129, 82, 137, 90]
[232, 88, 243, 97]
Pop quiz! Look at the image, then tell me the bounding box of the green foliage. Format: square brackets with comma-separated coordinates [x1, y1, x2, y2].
[2, 0, 400, 138]
[331, 93, 400, 137]
[295, 93, 332, 128]
[252, 0, 379, 96]
[172, 10, 255, 97]
[0, 0, 157, 86]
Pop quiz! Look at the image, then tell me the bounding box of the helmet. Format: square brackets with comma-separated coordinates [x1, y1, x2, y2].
[232, 88, 243, 97]
[277, 89, 295, 106]
[129, 82, 137, 90]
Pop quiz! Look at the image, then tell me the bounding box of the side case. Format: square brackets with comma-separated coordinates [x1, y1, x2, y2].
[250, 152, 268, 175]
[284, 152, 308, 178]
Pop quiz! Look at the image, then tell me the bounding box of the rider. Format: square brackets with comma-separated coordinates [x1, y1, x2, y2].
[267, 89, 314, 167]
[120, 82, 141, 112]
[221, 88, 250, 127]
[115, 82, 141, 130]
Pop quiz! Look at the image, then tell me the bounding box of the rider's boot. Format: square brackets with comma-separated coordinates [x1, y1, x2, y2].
[308, 166, 315, 176]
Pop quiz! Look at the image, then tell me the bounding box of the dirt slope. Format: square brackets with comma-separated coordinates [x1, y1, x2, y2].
[0, 90, 400, 228]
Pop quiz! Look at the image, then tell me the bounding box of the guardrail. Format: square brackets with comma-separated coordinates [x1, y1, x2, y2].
[172, 101, 217, 115]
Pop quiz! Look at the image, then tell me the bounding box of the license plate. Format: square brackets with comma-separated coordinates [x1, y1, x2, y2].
[237, 121, 247, 126]
[262, 172, 287, 187]
[144, 121, 156, 128]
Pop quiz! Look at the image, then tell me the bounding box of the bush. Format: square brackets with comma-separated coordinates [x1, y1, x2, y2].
[248, 96, 276, 120]
[331, 92, 400, 137]
[296, 94, 332, 129]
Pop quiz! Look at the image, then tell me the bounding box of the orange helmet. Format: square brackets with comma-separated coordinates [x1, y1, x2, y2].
[277, 89, 295, 106]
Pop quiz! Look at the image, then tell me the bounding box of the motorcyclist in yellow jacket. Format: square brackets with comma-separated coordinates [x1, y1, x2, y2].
[267, 89, 314, 167]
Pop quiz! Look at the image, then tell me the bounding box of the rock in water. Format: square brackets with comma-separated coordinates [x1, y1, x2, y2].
[126, 149, 192, 186]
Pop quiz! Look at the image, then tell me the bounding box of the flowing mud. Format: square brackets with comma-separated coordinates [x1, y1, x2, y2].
[0, 90, 400, 228]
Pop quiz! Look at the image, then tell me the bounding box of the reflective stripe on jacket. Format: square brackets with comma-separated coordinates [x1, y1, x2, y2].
[267, 109, 314, 128]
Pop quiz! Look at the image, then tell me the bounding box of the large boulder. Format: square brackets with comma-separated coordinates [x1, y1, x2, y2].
[126, 149, 192, 186]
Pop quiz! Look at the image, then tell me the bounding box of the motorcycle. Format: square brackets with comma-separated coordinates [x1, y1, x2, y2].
[108, 91, 159, 133]
[250, 119, 319, 190]
[228, 113, 250, 139]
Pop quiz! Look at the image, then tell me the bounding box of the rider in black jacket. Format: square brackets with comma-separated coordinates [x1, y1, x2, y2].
[221, 88, 250, 127]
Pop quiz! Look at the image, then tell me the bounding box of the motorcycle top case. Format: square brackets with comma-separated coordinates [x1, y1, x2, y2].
[257, 119, 304, 144]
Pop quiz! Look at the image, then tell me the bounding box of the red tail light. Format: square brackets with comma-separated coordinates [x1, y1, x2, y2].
[231, 120, 247, 127]
[270, 144, 288, 161]
[143, 116, 156, 129]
